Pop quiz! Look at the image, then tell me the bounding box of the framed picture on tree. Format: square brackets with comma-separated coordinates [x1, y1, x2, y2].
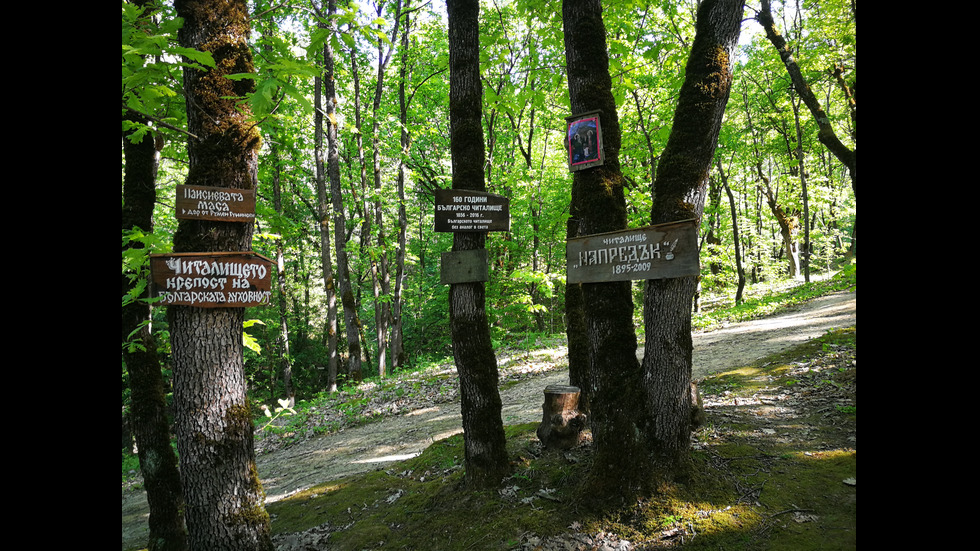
[566, 111, 604, 171]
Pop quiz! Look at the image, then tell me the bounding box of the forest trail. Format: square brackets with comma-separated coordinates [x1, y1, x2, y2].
[121, 290, 855, 551]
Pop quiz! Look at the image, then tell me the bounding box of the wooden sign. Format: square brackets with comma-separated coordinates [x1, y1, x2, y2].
[566, 220, 700, 284]
[440, 249, 490, 284]
[149, 252, 273, 308]
[566, 111, 604, 172]
[434, 189, 510, 232]
[175, 185, 256, 223]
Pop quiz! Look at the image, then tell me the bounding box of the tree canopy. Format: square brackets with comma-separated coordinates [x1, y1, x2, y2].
[122, 0, 855, 528]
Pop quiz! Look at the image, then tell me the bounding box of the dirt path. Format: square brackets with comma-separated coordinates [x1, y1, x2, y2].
[121, 290, 855, 550]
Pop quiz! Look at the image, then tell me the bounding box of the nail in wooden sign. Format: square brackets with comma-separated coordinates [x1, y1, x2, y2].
[149, 252, 273, 308]
[566, 220, 699, 284]
[175, 185, 256, 223]
[434, 189, 510, 232]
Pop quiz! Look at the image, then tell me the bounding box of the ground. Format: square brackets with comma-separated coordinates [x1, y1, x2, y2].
[121, 290, 855, 551]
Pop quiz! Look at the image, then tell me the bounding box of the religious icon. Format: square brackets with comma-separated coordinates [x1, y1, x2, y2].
[566, 112, 604, 171]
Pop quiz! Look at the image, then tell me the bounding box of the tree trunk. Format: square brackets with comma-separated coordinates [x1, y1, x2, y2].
[170, 1, 273, 548]
[562, 0, 648, 498]
[314, 70, 339, 393]
[641, 0, 745, 482]
[322, 0, 363, 383]
[717, 159, 746, 304]
[269, 138, 296, 405]
[536, 385, 587, 449]
[392, 10, 412, 371]
[122, 109, 187, 551]
[791, 92, 811, 282]
[447, 0, 510, 489]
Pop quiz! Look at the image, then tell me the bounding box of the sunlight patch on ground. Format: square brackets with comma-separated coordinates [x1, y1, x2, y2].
[352, 452, 422, 464]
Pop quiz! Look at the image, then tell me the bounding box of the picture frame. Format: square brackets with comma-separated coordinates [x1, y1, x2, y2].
[565, 111, 604, 171]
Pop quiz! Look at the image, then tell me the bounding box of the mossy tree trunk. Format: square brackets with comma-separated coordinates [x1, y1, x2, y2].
[641, 0, 745, 482]
[169, 1, 273, 549]
[122, 107, 188, 551]
[447, 0, 510, 489]
[562, 0, 649, 498]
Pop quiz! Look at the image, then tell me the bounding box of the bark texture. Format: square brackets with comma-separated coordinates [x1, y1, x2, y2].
[562, 0, 648, 498]
[536, 385, 587, 449]
[447, 0, 510, 488]
[642, 0, 745, 480]
[170, 1, 273, 548]
[123, 110, 188, 551]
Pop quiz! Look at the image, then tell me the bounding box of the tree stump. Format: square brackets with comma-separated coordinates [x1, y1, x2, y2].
[536, 385, 587, 449]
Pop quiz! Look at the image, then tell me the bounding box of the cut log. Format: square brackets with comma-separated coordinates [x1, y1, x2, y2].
[536, 384, 587, 449]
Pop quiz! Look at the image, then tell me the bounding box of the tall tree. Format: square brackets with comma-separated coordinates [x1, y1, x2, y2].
[446, 0, 510, 489]
[313, 10, 344, 392]
[641, 0, 745, 480]
[318, 0, 364, 384]
[562, 0, 647, 497]
[169, 0, 273, 548]
[122, 84, 188, 551]
[121, 2, 187, 549]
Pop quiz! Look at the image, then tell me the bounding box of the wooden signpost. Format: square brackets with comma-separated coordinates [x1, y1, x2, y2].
[175, 184, 256, 223]
[149, 252, 273, 308]
[566, 219, 700, 284]
[434, 189, 510, 233]
[151, 182, 271, 309]
[435, 189, 511, 284]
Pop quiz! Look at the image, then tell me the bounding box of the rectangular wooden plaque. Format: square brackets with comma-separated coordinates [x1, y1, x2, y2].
[434, 189, 510, 232]
[175, 185, 256, 223]
[149, 252, 273, 308]
[440, 249, 490, 284]
[566, 220, 700, 284]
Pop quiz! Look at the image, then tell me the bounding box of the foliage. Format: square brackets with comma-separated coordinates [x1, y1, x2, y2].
[122, 0, 856, 425]
[694, 262, 855, 331]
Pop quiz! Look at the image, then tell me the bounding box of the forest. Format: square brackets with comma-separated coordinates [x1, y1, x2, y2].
[122, 0, 854, 548]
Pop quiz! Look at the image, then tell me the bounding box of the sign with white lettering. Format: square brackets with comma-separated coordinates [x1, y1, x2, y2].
[566, 220, 700, 284]
[434, 189, 510, 232]
[149, 252, 273, 308]
[175, 185, 256, 223]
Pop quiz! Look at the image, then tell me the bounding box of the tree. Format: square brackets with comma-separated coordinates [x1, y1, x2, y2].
[121, 2, 188, 548]
[123, 116, 188, 551]
[168, 0, 273, 548]
[316, 0, 365, 384]
[446, 0, 510, 489]
[641, 0, 745, 480]
[562, 0, 647, 497]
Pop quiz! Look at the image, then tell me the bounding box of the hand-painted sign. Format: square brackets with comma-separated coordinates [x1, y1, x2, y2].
[566, 220, 699, 284]
[175, 185, 256, 223]
[434, 189, 510, 232]
[149, 252, 273, 307]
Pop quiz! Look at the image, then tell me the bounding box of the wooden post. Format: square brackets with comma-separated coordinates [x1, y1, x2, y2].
[536, 385, 588, 449]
